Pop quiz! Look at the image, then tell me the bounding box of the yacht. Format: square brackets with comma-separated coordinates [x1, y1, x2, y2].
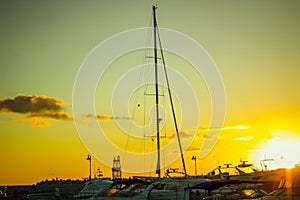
[89, 5, 210, 200]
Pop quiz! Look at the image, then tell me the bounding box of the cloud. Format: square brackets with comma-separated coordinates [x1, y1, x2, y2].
[188, 125, 252, 140]
[0, 94, 63, 113]
[28, 117, 51, 127]
[167, 131, 193, 140]
[196, 125, 251, 132]
[234, 136, 254, 141]
[96, 115, 113, 120]
[83, 113, 131, 121]
[186, 145, 200, 152]
[179, 131, 193, 138]
[25, 112, 73, 120]
[114, 116, 132, 120]
[149, 131, 192, 141]
[0, 94, 72, 126]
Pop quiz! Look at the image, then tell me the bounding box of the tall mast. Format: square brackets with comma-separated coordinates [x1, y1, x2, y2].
[153, 5, 161, 179]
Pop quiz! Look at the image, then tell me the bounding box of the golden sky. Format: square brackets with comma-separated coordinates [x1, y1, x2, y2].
[1, 0, 300, 185]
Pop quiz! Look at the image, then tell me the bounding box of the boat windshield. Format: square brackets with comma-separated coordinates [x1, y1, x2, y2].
[95, 180, 152, 197]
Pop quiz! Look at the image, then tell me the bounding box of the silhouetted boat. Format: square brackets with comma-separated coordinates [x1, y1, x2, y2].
[183, 161, 299, 199]
[251, 167, 300, 200]
[74, 179, 112, 199]
[206, 160, 286, 193]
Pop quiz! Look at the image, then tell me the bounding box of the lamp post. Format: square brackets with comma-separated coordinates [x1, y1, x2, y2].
[192, 155, 197, 176]
[87, 154, 91, 180]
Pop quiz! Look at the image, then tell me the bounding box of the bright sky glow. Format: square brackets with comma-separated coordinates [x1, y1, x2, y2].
[253, 130, 300, 169]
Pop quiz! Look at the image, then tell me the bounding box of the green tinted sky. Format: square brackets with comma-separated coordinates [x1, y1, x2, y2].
[1, 0, 299, 113]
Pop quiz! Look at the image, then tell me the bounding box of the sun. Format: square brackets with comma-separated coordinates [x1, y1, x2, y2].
[253, 130, 300, 170]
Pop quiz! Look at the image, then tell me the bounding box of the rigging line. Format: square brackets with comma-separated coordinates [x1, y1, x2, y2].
[122, 20, 154, 169]
[156, 26, 188, 177]
[142, 25, 156, 166]
[162, 88, 167, 172]
[142, 13, 154, 66]
[141, 18, 153, 173]
[143, 16, 154, 109]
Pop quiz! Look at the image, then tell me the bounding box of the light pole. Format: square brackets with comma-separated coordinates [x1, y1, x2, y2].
[192, 155, 197, 176]
[87, 154, 91, 180]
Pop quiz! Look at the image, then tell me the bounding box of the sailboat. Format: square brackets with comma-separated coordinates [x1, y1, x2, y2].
[89, 5, 209, 200]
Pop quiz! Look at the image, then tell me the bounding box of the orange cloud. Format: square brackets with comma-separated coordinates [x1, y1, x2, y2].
[186, 145, 200, 152]
[26, 112, 73, 120]
[30, 117, 51, 127]
[96, 115, 113, 120]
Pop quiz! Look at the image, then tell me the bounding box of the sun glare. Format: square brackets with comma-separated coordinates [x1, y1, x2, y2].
[254, 130, 300, 170]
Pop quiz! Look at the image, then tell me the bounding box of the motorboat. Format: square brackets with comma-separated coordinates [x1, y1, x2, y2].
[206, 161, 286, 193]
[74, 179, 112, 199]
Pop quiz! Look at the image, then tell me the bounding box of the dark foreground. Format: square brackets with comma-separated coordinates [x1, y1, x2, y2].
[1, 179, 85, 200]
